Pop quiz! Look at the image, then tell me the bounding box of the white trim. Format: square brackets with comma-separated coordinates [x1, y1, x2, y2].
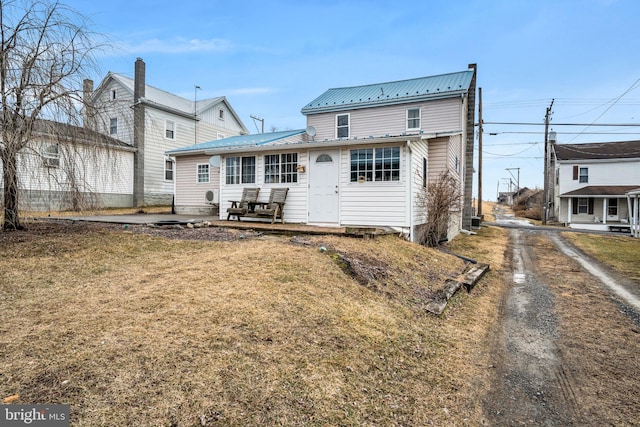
[406, 107, 421, 131]
[164, 119, 176, 141]
[164, 157, 174, 182]
[336, 113, 350, 139]
[196, 163, 210, 184]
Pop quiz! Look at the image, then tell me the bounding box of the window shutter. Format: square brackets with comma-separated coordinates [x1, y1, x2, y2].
[572, 198, 578, 215]
[573, 165, 578, 180]
[588, 198, 594, 215]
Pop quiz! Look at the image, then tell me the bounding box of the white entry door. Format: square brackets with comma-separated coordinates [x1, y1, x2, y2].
[309, 150, 340, 223]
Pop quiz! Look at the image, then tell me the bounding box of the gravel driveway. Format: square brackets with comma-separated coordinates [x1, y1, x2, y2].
[482, 212, 640, 425]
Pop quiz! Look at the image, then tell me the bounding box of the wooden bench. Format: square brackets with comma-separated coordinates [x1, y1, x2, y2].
[233, 188, 289, 224]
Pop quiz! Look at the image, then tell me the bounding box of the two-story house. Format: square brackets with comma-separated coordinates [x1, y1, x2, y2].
[86, 58, 249, 207]
[553, 140, 640, 232]
[168, 65, 477, 242]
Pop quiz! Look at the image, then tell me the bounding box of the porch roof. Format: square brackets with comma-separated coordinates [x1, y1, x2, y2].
[560, 185, 640, 197]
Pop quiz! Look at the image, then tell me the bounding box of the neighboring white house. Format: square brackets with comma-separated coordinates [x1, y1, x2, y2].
[553, 140, 640, 233]
[0, 120, 134, 212]
[168, 66, 477, 242]
[86, 58, 249, 207]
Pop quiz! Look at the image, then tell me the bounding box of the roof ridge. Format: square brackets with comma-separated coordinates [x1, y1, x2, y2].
[325, 69, 472, 91]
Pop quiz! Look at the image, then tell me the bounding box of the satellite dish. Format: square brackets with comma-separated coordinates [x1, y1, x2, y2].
[208, 155, 221, 167]
[306, 126, 316, 138]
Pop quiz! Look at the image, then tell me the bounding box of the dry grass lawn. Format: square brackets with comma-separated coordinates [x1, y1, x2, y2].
[0, 220, 509, 426]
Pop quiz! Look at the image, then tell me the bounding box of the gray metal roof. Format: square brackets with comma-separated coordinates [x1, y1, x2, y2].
[560, 185, 640, 197]
[167, 129, 307, 155]
[301, 69, 474, 115]
[554, 140, 640, 161]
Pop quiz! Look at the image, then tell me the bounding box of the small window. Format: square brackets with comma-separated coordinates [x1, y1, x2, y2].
[407, 108, 421, 130]
[42, 144, 60, 168]
[336, 114, 349, 138]
[455, 155, 460, 174]
[264, 153, 298, 183]
[579, 167, 588, 183]
[219, 109, 225, 120]
[316, 154, 333, 163]
[111, 89, 117, 100]
[165, 120, 176, 140]
[109, 118, 117, 135]
[422, 157, 427, 188]
[165, 159, 174, 181]
[226, 156, 256, 184]
[197, 164, 210, 183]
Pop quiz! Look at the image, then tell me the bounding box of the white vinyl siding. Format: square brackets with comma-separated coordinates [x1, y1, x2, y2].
[174, 155, 220, 207]
[307, 98, 462, 141]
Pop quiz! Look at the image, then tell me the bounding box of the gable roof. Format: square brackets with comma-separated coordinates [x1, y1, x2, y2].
[554, 140, 640, 161]
[301, 69, 474, 115]
[560, 185, 639, 197]
[167, 129, 307, 156]
[93, 73, 249, 134]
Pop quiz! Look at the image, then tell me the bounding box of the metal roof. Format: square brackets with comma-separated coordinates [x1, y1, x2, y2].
[301, 69, 474, 115]
[554, 140, 640, 161]
[167, 129, 307, 155]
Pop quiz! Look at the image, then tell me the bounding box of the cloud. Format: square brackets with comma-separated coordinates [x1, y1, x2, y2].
[228, 87, 276, 95]
[125, 37, 233, 54]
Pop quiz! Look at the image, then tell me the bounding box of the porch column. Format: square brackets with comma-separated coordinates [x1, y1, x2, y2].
[567, 198, 572, 224]
[602, 198, 607, 224]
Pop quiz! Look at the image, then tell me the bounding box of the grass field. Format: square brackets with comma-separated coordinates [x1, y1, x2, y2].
[0, 220, 509, 426]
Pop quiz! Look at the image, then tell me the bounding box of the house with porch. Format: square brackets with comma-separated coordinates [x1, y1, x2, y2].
[168, 65, 477, 242]
[552, 140, 640, 233]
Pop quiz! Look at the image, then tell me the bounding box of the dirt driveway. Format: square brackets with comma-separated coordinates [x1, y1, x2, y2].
[482, 222, 640, 425]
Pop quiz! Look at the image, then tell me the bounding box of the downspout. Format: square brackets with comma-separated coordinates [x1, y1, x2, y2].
[407, 140, 414, 241]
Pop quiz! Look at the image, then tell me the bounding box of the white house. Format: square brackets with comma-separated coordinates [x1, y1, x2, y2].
[86, 58, 249, 207]
[1, 120, 134, 212]
[168, 66, 477, 242]
[553, 140, 640, 233]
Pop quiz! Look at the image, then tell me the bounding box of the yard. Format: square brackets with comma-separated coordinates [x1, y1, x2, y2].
[0, 219, 508, 426]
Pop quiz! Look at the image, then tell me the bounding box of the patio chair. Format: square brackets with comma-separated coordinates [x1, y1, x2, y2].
[226, 188, 260, 220]
[253, 187, 289, 223]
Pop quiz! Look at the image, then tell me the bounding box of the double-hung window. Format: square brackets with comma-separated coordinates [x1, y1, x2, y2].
[407, 108, 421, 130]
[165, 158, 174, 181]
[109, 118, 118, 135]
[350, 147, 400, 182]
[579, 167, 588, 183]
[226, 156, 256, 184]
[197, 164, 210, 183]
[336, 114, 349, 138]
[264, 153, 298, 183]
[165, 120, 176, 140]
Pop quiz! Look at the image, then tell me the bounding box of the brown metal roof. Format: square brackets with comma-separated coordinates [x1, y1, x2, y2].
[560, 185, 640, 197]
[554, 140, 640, 161]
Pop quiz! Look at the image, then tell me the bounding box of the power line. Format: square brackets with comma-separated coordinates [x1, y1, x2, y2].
[481, 121, 640, 126]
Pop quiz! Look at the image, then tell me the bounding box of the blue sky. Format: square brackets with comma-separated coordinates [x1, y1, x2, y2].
[65, 0, 640, 200]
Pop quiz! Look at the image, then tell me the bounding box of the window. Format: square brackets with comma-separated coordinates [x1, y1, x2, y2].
[42, 144, 60, 168]
[165, 120, 176, 140]
[336, 114, 349, 138]
[579, 167, 588, 183]
[407, 108, 421, 130]
[422, 157, 427, 188]
[455, 155, 460, 174]
[316, 154, 333, 163]
[226, 156, 256, 184]
[165, 159, 174, 181]
[608, 198, 618, 216]
[573, 197, 594, 215]
[219, 109, 225, 120]
[197, 164, 210, 183]
[109, 118, 117, 135]
[111, 89, 117, 100]
[264, 153, 298, 183]
[350, 147, 400, 182]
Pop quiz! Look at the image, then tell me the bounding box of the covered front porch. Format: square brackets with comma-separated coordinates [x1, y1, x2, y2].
[559, 186, 639, 233]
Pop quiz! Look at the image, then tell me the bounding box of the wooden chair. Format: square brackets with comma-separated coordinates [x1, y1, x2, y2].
[253, 188, 289, 223]
[226, 188, 260, 220]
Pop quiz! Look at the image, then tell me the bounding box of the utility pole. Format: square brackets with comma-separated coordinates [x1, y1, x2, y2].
[543, 99, 554, 225]
[477, 87, 483, 218]
[250, 114, 264, 134]
[506, 167, 520, 205]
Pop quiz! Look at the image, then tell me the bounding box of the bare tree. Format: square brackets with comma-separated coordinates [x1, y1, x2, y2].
[415, 170, 463, 247]
[0, 0, 101, 230]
